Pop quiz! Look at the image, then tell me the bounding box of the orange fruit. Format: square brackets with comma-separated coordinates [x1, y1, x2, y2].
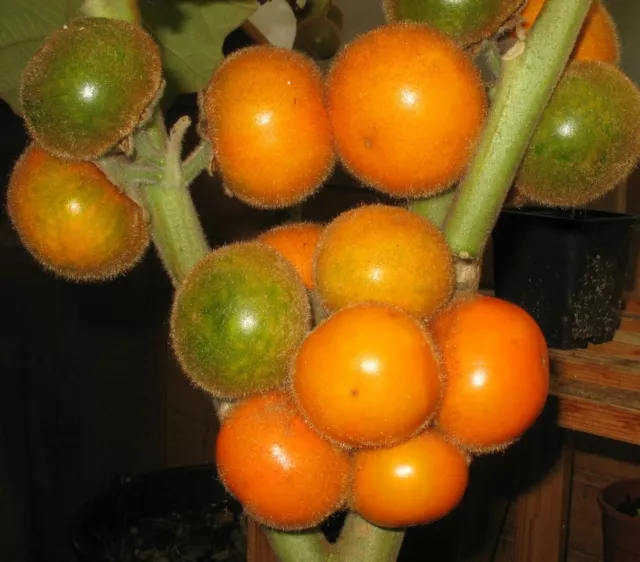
[352, 430, 469, 528]
[519, 0, 620, 64]
[314, 204, 454, 319]
[202, 45, 335, 209]
[7, 145, 149, 281]
[215, 391, 351, 530]
[292, 304, 443, 448]
[258, 222, 324, 289]
[431, 295, 550, 452]
[326, 23, 487, 198]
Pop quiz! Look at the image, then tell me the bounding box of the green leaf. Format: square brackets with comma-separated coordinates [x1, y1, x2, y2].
[139, 0, 258, 106]
[0, 0, 258, 116]
[0, 0, 83, 114]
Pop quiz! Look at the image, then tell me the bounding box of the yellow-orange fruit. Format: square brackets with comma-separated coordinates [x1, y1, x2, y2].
[202, 45, 335, 209]
[326, 23, 487, 198]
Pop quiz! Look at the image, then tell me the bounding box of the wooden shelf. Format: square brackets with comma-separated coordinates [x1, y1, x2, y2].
[549, 305, 640, 446]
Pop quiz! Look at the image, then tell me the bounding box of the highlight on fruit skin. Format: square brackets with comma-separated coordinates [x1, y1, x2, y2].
[326, 23, 487, 199]
[202, 45, 335, 209]
[170, 242, 311, 400]
[518, 0, 620, 65]
[314, 204, 455, 319]
[257, 221, 324, 289]
[515, 60, 640, 208]
[20, 17, 162, 161]
[215, 391, 351, 531]
[431, 295, 550, 453]
[7, 145, 150, 282]
[292, 303, 444, 449]
[383, 0, 523, 47]
[352, 429, 469, 528]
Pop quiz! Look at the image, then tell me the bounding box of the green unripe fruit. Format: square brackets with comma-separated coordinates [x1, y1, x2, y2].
[170, 242, 311, 400]
[294, 16, 341, 60]
[20, 17, 162, 160]
[516, 61, 640, 207]
[382, 0, 521, 46]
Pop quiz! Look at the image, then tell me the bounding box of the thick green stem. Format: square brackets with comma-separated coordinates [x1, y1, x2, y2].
[266, 528, 329, 562]
[329, 513, 404, 562]
[138, 115, 210, 285]
[443, 0, 592, 258]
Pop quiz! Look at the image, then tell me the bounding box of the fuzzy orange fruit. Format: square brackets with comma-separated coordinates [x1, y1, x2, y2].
[258, 222, 324, 289]
[326, 23, 487, 198]
[215, 391, 351, 531]
[519, 0, 620, 65]
[292, 304, 443, 448]
[7, 145, 149, 281]
[202, 45, 335, 209]
[431, 295, 550, 452]
[314, 204, 454, 319]
[352, 430, 469, 528]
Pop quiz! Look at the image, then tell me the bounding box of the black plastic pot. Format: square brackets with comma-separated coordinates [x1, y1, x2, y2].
[70, 464, 245, 562]
[492, 207, 638, 350]
[598, 479, 640, 562]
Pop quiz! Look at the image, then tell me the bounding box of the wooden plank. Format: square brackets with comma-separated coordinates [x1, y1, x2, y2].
[515, 433, 574, 562]
[247, 519, 279, 562]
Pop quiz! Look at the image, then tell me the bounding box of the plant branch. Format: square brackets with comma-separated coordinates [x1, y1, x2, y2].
[408, 189, 456, 230]
[329, 513, 404, 562]
[443, 0, 592, 258]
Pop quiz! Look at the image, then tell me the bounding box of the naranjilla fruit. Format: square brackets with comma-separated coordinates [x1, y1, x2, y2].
[383, 0, 522, 47]
[292, 303, 443, 448]
[294, 16, 342, 60]
[20, 18, 162, 160]
[202, 45, 335, 209]
[258, 222, 324, 290]
[215, 391, 351, 530]
[352, 430, 469, 528]
[516, 61, 640, 207]
[7, 145, 150, 281]
[170, 242, 311, 399]
[431, 295, 550, 453]
[326, 23, 487, 198]
[315, 205, 455, 319]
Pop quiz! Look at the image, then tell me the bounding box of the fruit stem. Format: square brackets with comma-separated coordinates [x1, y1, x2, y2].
[182, 141, 214, 187]
[443, 0, 592, 258]
[138, 112, 210, 286]
[328, 512, 404, 562]
[79, 0, 141, 23]
[408, 189, 456, 229]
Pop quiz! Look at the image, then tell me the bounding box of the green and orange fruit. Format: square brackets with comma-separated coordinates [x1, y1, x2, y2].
[314, 204, 454, 319]
[20, 17, 162, 160]
[170, 242, 311, 399]
[383, 0, 523, 47]
[7, 145, 150, 281]
[516, 61, 640, 207]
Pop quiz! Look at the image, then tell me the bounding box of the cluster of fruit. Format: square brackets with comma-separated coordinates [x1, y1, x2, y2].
[169, 203, 550, 531]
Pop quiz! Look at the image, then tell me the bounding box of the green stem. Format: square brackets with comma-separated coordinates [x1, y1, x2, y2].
[138, 115, 210, 286]
[443, 0, 592, 258]
[329, 513, 404, 562]
[408, 189, 456, 229]
[182, 141, 213, 187]
[80, 0, 141, 23]
[266, 528, 329, 562]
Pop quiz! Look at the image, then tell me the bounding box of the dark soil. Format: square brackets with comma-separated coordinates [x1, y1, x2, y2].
[96, 500, 246, 562]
